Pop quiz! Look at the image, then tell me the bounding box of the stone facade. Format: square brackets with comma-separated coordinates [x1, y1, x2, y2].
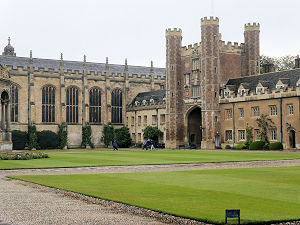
[0, 39, 165, 147]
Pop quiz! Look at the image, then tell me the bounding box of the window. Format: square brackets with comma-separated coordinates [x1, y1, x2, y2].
[138, 116, 141, 126]
[10, 85, 18, 122]
[256, 87, 264, 94]
[225, 130, 232, 141]
[66, 87, 79, 123]
[255, 129, 261, 140]
[185, 73, 190, 86]
[288, 104, 294, 115]
[131, 116, 134, 126]
[239, 108, 244, 118]
[214, 67, 217, 74]
[89, 88, 101, 123]
[111, 89, 122, 124]
[270, 129, 277, 140]
[160, 114, 165, 124]
[42, 86, 55, 123]
[192, 59, 200, 71]
[238, 130, 245, 141]
[226, 109, 232, 120]
[224, 91, 230, 97]
[143, 115, 147, 126]
[138, 133, 141, 142]
[269, 105, 277, 116]
[252, 106, 259, 117]
[192, 86, 200, 98]
[276, 84, 284, 91]
[152, 115, 157, 125]
[238, 89, 245, 95]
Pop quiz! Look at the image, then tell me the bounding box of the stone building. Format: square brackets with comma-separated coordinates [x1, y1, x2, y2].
[0, 38, 165, 147]
[1, 16, 299, 150]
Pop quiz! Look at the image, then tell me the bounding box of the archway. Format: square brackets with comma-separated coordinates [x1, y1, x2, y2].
[187, 107, 202, 147]
[289, 130, 296, 149]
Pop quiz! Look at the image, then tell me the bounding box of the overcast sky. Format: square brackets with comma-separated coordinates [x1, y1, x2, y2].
[1, 0, 299, 68]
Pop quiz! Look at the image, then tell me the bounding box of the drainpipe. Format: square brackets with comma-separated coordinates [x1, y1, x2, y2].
[280, 98, 283, 143]
[232, 102, 235, 148]
[156, 107, 159, 127]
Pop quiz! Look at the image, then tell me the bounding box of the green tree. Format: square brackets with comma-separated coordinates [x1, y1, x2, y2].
[28, 125, 39, 150]
[143, 126, 163, 143]
[260, 55, 296, 72]
[81, 125, 94, 148]
[245, 124, 253, 149]
[256, 114, 274, 144]
[58, 124, 68, 149]
[102, 125, 114, 147]
[115, 127, 132, 148]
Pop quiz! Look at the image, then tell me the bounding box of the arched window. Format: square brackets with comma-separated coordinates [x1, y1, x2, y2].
[42, 86, 55, 123]
[89, 88, 101, 123]
[111, 89, 122, 124]
[66, 87, 79, 123]
[10, 85, 18, 122]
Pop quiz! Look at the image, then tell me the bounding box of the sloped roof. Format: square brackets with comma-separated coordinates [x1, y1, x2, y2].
[225, 69, 300, 93]
[0, 55, 166, 78]
[130, 90, 166, 105]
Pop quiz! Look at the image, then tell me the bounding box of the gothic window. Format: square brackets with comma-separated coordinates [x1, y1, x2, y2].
[89, 88, 101, 123]
[111, 89, 122, 124]
[66, 87, 79, 123]
[42, 86, 55, 123]
[10, 85, 18, 122]
[192, 86, 200, 98]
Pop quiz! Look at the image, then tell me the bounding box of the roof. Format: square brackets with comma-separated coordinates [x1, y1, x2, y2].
[225, 69, 300, 93]
[130, 90, 166, 106]
[0, 55, 166, 78]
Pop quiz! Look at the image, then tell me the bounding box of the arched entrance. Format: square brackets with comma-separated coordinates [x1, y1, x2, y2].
[289, 130, 296, 148]
[187, 107, 202, 147]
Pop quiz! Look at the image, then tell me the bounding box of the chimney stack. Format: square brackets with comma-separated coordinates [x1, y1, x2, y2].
[295, 55, 300, 68]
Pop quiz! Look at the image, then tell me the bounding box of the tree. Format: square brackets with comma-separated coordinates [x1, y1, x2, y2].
[260, 55, 296, 72]
[115, 127, 132, 148]
[102, 125, 114, 147]
[245, 124, 253, 149]
[256, 114, 274, 144]
[143, 126, 163, 143]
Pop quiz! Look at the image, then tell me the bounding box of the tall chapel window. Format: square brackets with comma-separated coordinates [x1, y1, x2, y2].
[42, 86, 55, 123]
[66, 87, 79, 123]
[10, 85, 18, 122]
[89, 88, 101, 123]
[111, 89, 122, 124]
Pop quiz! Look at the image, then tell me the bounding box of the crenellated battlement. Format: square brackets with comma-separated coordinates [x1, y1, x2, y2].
[244, 22, 260, 31]
[181, 42, 201, 56]
[219, 41, 244, 53]
[165, 28, 182, 36]
[201, 16, 219, 25]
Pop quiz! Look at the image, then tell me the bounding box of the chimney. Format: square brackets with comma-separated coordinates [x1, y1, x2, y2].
[295, 55, 300, 68]
[262, 62, 275, 73]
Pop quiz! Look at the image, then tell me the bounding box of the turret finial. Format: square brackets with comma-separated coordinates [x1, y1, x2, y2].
[60, 53, 63, 61]
[8, 37, 11, 45]
[125, 58, 127, 66]
[84, 55, 86, 63]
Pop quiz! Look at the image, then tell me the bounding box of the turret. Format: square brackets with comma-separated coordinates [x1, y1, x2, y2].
[244, 23, 260, 76]
[165, 28, 184, 149]
[200, 16, 221, 149]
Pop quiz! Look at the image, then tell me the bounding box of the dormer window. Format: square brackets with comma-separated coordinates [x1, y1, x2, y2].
[256, 87, 264, 94]
[149, 98, 154, 104]
[296, 78, 300, 87]
[224, 91, 230, 97]
[276, 84, 284, 91]
[142, 99, 147, 105]
[135, 101, 140, 106]
[238, 89, 245, 95]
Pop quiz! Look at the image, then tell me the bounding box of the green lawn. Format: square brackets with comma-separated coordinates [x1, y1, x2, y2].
[1, 150, 300, 169]
[12, 166, 300, 224]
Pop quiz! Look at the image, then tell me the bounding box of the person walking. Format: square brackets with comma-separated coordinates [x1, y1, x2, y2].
[150, 139, 156, 151]
[143, 139, 148, 150]
[113, 139, 118, 151]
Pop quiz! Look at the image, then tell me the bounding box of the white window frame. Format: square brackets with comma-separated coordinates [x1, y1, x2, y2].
[252, 106, 260, 117]
[226, 109, 232, 120]
[238, 89, 245, 95]
[255, 129, 261, 141]
[256, 87, 264, 94]
[288, 104, 294, 115]
[239, 108, 244, 118]
[270, 129, 277, 141]
[225, 130, 233, 141]
[238, 130, 245, 141]
[269, 105, 277, 116]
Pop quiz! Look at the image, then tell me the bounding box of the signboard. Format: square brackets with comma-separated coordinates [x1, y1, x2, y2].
[225, 209, 240, 224]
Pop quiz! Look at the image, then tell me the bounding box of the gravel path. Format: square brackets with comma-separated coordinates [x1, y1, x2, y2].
[1, 159, 300, 225]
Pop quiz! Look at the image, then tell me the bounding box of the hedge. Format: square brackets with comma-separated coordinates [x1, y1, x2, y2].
[234, 144, 244, 150]
[249, 141, 266, 150]
[269, 142, 283, 150]
[12, 130, 28, 150]
[37, 130, 59, 149]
